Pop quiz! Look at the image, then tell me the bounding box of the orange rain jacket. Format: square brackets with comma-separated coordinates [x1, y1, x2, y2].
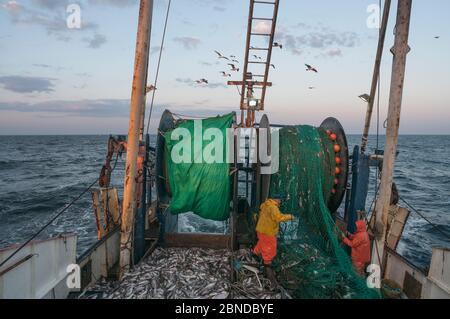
[256, 199, 294, 236]
[254, 199, 293, 265]
[343, 220, 371, 272]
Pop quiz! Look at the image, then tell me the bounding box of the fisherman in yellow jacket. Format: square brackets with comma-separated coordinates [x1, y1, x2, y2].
[253, 196, 294, 270]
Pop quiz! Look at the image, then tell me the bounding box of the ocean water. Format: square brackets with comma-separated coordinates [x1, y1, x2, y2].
[0, 135, 449, 271]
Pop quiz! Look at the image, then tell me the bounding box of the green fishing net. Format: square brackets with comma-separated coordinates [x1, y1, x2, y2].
[164, 113, 234, 221]
[270, 125, 379, 299]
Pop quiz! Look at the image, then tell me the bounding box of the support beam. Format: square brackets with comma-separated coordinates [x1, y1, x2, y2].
[119, 0, 153, 278]
[372, 0, 412, 270]
[361, 0, 392, 153]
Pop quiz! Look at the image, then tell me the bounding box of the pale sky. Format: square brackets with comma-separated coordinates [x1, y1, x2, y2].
[0, 0, 449, 135]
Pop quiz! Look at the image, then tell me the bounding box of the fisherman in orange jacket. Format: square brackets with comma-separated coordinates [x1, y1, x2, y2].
[253, 197, 294, 272]
[342, 220, 371, 275]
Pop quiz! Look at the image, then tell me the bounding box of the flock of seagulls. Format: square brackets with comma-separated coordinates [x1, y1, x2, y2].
[193, 35, 442, 89]
[195, 50, 242, 84]
[194, 42, 319, 90]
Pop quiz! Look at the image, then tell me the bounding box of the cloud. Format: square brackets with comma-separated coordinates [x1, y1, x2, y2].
[173, 36, 201, 50]
[2, 1, 99, 42]
[83, 33, 107, 49]
[2, 1, 22, 11]
[31, 0, 62, 10]
[75, 72, 92, 78]
[253, 21, 271, 34]
[88, 0, 138, 7]
[193, 0, 234, 10]
[0, 75, 56, 93]
[0, 99, 231, 119]
[0, 99, 129, 117]
[276, 24, 360, 57]
[199, 61, 219, 67]
[297, 31, 359, 49]
[32, 63, 65, 71]
[324, 48, 342, 58]
[175, 78, 195, 85]
[32, 63, 52, 68]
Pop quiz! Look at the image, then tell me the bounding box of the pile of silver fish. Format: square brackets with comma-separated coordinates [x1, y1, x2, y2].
[82, 247, 282, 299]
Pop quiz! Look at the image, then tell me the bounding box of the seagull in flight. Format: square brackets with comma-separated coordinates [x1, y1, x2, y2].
[273, 42, 283, 49]
[253, 55, 262, 60]
[308, 86, 315, 90]
[434, 36, 440, 39]
[231, 59, 239, 63]
[230, 55, 236, 58]
[228, 64, 240, 72]
[196, 78, 209, 84]
[270, 64, 275, 69]
[305, 64, 318, 73]
[220, 71, 231, 77]
[214, 50, 229, 60]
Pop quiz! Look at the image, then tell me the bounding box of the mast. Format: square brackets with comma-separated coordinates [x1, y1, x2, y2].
[361, 0, 392, 153]
[119, 0, 153, 278]
[372, 0, 412, 270]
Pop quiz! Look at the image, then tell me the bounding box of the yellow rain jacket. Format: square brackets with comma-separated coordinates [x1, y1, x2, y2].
[256, 199, 294, 236]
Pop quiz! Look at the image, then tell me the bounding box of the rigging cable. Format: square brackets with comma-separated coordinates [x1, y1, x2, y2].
[0, 178, 99, 269]
[374, 0, 382, 202]
[145, 0, 172, 136]
[0, 154, 122, 269]
[399, 196, 450, 242]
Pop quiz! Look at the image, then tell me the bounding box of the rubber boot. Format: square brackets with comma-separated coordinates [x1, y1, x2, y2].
[264, 264, 277, 288]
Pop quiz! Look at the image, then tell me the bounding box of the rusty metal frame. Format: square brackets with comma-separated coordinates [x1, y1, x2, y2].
[232, 0, 280, 126]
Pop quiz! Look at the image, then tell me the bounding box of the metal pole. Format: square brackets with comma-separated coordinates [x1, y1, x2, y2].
[372, 0, 412, 270]
[361, 0, 392, 153]
[120, 0, 153, 278]
[139, 0, 154, 141]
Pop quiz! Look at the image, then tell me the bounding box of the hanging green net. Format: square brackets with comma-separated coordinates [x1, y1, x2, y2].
[270, 125, 379, 299]
[164, 113, 234, 221]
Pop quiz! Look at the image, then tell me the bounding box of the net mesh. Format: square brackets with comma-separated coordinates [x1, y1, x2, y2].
[270, 125, 379, 299]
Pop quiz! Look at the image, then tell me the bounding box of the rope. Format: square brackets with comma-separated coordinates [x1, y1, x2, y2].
[0, 152, 123, 270]
[145, 0, 172, 135]
[0, 178, 99, 269]
[399, 196, 450, 242]
[375, 0, 382, 201]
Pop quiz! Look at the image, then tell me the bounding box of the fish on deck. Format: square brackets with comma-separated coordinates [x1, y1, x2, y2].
[82, 247, 282, 299]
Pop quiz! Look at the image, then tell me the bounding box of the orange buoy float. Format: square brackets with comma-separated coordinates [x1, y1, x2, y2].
[330, 133, 337, 141]
[331, 188, 336, 195]
[335, 167, 341, 174]
[335, 156, 341, 165]
[326, 129, 332, 135]
[333, 144, 341, 153]
[334, 178, 339, 185]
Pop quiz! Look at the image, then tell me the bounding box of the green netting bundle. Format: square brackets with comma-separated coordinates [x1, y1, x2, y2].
[270, 125, 379, 299]
[164, 113, 234, 221]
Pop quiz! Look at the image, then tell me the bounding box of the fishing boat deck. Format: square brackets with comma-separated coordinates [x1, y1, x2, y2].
[80, 247, 280, 299]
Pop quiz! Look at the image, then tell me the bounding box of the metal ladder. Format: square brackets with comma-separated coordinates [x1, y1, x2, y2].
[228, 0, 280, 127]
